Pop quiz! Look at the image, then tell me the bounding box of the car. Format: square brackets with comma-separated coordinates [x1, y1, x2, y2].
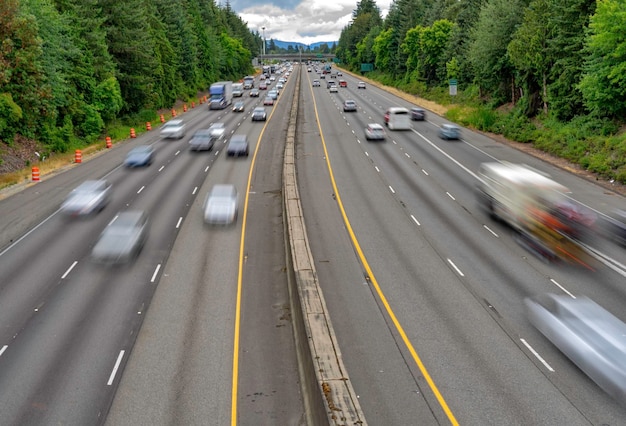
[263, 96, 274, 106]
[339, 80, 347, 87]
[259, 82, 267, 90]
[124, 145, 155, 167]
[600, 209, 626, 246]
[312, 80, 320, 87]
[357, 81, 366, 89]
[320, 74, 325, 79]
[278, 78, 286, 84]
[249, 88, 260, 97]
[438, 124, 461, 140]
[337, 71, 343, 76]
[61, 180, 112, 216]
[268, 89, 278, 100]
[269, 76, 276, 81]
[232, 101, 245, 112]
[227, 134, 249, 157]
[252, 107, 267, 121]
[276, 82, 284, 89]
[91, 211, 149, 264]
[203, 184, 239, 225]
[208, 122, 226, 140]
[343, 100, 357, 112]
[410, 107, 426, 121]
[160, 119, 186, 139]
[326, 80, 337, 89]
[329, 86, 338, 93]
[307, 67, 312, 72]
[189, 129, 215, 151]
[365, 123, 386, 141]
[525, 294, 626, 404]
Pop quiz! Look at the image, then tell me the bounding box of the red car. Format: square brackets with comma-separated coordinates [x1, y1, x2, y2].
[339, 80, 347, 87]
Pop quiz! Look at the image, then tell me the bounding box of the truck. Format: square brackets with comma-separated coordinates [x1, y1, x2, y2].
[232, 82, 244, 97]
[209, 81, 233, 110]
[476, 162, 595, 267]
[243, 76, 255, 90]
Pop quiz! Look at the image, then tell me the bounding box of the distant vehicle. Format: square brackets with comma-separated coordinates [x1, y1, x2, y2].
[232, 101, 245, 112]
[227, 135, 249, 157]
[339, 80, 347, 87]
[91, 211, 149, 264]
[259, 81, 268, 90]
[438, 124, 461, 140]
[410, 107, 426, 121]
[263, 96, 274, 106]
[525, 293, 626, 404]
[268, 90, 278, 100]
[124, 145, 154, 167]
[312, 80, 321, 87]
[384, 107, 411, 130]
[270, 76, 276, 82]
[365, 123, 385, 141]
[189, 129, 215, 151]
[329, 86, 338, 93]
[337, 71, 343, 76]
[243, 76, 255, 90]
[276, 82, 284, 89]
[320, 74, 325, 79]
[209, 81, 233, 109]
[61, 180, 112, 216]
[232, 82, 244, 97]
[203, 184, 239, 225]
[252, 107, 267, 121]
[307, 67, 312, 72]
[357, 81, 366, 89]
[343, 100, 357, 112]
[208, 122, 226, 140]
[160, 119, 186, 139]
[250, 88, 260, 97]
[326, 80, 337, 89]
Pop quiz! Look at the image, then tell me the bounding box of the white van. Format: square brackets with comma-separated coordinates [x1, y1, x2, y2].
[384, 107, 411, 130]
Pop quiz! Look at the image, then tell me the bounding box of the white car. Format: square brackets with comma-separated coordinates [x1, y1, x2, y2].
[160, 119, 186, 139]
[208, 122, 225, 139]
[329, 86, 338, 93]
[61, 180, 112, 216]
[203, 184, 238, 225]
[365, 123, 385, 141]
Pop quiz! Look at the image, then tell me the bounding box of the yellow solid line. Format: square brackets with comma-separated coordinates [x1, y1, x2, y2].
[231, 84, 283, 426]
[306, 73, 459, 425]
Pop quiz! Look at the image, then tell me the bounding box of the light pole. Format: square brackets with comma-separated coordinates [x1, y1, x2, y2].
[261, 26, 266, 62]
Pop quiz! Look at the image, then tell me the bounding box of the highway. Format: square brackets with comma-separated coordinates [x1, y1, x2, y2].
[1, 62, 626, 425]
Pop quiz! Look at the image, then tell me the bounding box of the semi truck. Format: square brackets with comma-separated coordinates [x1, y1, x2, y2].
[476, 162, 595, 267]
[209, 81, 233, 109]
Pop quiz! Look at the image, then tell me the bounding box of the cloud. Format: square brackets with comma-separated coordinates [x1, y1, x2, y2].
[229, 0, 392, 45]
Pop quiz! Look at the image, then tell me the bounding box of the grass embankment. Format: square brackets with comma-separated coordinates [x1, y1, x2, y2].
[348, 69, 626, 184]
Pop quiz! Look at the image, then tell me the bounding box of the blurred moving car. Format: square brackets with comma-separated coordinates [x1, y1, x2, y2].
[357, 81, 366, 89]
[384, 107, 411, 130]
[525, 294, 626, 404]
[276, 82, 284, 89]
[203, 184, 239, 225]
[268, 89, 278, 100]
[160, 119, 186, 139]
[263, 96, 274, 106]
[189, 129, 215, 151]
[208, 122, 226, 140]
[438, 124, 461, 140]
[91, 211, 149, 264]
[339, 80, 347, 87]
[600, 209, 626, 247]
[249, 88, 260, 97]
[252, 107, 267, 121]
[232, 101, 245, 112]
[312, 80, 321, 87]
[326, 80, 337, 89]
[259, 82, 267, 90]
[410, 107, 426, 121]
[124, 145, 154, 167]
[226, 135, 249, 157]
[329, 85, 338, 93]
[61, 180, 112, 216]
[343, 100, 357, 112]
[365, 123, 385, 141]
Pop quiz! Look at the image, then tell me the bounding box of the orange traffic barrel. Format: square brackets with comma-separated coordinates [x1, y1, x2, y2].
[160, 114, 165, 123]
[32, 167, 40, 181]
[75, 150, 82, 163]
[183, 104, 187, 112]
[172, 109, 177, 117]
[106, 136, 112, 148]
[146, 122, 152, 131]
[191, 101, 195, 108]
[130, 128, 136, 138]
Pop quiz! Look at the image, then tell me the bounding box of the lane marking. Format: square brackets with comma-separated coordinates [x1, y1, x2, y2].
[0, 345, 7, 356]
[61, 261, 78, 279]
[446, 192, 455, 201]
[550, 278, 576, 299]
[483, 225, 499, 237]
[447, 259, 465, 277]
[150, 264, 161, 283]
[389, 186, 395, 194]
[411, 215, 421, 226]
[176, 217, 183, 229]
[107, 350, 125, 385]
[192, 186, 198, 195]
[520, 338, 554, 372]
[158, 166, 164, 172]
[137, 186, 145, 194]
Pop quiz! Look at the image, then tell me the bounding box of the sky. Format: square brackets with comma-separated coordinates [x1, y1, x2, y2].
[226, 0, 392, 45]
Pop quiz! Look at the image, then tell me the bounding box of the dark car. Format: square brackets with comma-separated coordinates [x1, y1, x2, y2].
[232, 101, 245, 112]
[91, 211, 149, 264]
[410, 107, 426, 121]
[189, 129, 215, 151]
[252, 107, 267, 121]
[61, 180, 112, 216]
[249, 88, 260, 97]
[124, 145, 154, 167]
[227, 135, 249, 157]
[343, 100, 357, 112]
[438, 124, 461, 140]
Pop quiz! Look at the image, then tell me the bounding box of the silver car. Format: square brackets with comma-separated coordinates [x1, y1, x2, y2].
[160, 119, 186, 139]
[365, 123, 385, 141]
[525, 294, 626, 403]
[61, 180, 112, 216]
[438, 124, 461, 140]
[91, 211, 149, 264]
[189, 129, 215, 151]
[203, 184, 238, 225]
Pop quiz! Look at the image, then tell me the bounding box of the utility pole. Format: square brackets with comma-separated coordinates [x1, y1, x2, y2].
[261, 26, 266, 63]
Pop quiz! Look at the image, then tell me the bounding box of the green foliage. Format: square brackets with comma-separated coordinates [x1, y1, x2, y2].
[0, 93, 22, 142]
[93, 77, 123, 122]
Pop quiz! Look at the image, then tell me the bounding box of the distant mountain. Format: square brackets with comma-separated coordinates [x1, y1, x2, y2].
[272, 40, 337, 50]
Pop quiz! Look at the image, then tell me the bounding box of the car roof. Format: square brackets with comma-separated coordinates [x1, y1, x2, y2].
[210, 122, 225, 128]
[368, 123, 384, 129]
[166, 119, 183, 125]
[254, 107, 266, 111]
[210, 184, 237, 197]
[386, 107, 409, 113]
[231, 135, 247, 142]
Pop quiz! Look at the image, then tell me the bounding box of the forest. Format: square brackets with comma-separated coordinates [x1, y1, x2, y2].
[337, 0, 626, 183]
[0, 0, 260, 169]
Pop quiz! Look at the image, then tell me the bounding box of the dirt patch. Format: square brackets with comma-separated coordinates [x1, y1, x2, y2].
[0, 136, 43, 175]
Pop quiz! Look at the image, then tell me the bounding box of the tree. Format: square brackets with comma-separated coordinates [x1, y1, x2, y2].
[578, 0, 625, 117]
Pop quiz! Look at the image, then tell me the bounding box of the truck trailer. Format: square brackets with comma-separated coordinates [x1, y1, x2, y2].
[209, 81, 233, 109]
